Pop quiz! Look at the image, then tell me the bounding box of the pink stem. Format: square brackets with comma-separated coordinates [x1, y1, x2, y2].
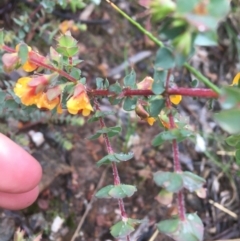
[166, 71, 186, 221]
[95, 102, 129, 241]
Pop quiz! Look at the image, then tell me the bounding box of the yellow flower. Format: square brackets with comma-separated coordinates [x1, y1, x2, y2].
[146, 117, 155, 126]
[37, 93, 62, 114]
[169, 95, 182, 105]
[231, 73, 240, 86]
[15, 44, 38, 72]
[66, 83, 93, 116]
[14, 75, 50, 106]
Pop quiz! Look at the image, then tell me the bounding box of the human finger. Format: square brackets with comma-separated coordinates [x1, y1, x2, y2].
[0, 185, 39, 210]
[0, 133, 42, 193]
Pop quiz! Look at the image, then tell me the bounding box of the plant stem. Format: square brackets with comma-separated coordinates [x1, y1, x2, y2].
[184, 63, 221, 94]
[105, 0, 163, 48]
[105, 0, 221, 94]
[91, 87, 218, 98]
[95, 102, 129, 241]
[166, 71, 186, 221]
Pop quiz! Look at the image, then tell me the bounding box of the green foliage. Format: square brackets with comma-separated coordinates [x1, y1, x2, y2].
[154, 171, 205, 193]
[148, 96, 165, 117]
[88, 110, 116, 123]
[96, 184, 137, 199]
[152, 70, 166, 94]
[88, 126, 122, 140]
[157, 213, 204, 241]
[51, 131, 73, 151]
[96, 152, 134, 166]
[123, 97, 138, 111]
[56, 34, 79, 57]
[155, 47, 175, 70]
[17, 43, 29, 65]
[124, 69, 136, 88]
[152, 129, 194, 146]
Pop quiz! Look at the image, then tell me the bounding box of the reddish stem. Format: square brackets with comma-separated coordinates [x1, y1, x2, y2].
[166, 71, 186, 221]
[95, 103, 128, 224]
[2, 45, 219, 99]
[90, 87, 218, 98]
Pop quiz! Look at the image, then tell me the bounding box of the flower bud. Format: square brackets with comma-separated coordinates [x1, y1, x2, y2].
[150, 0, 176, 21]
[137, 76, 154, 90]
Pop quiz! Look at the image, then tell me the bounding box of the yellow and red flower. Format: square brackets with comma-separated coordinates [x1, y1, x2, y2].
[14, 74, 54, 106]
[66, 83, 93, 116]
[2, 44, 38, 73]
[37, 93, 62, 114]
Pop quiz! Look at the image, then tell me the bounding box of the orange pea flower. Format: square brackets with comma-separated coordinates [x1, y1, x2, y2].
[66, 83, 93, 116]
[2, 44, 38, 73]
[14, 74, 53, 106]
[135, 103, 156, 126]
[37, 93, 62, 114]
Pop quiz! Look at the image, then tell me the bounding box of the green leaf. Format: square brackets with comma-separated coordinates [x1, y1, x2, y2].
[88, 126, 122, 140]
[208, 0, 230, 18]
[220, 86, 240, 109]
[0, 90, 6, 103]
[157, 213, 204, 241]
[70, 67, 81, 80]
[109, 184, 137, 199]
[4, 99, 19, 110]
[95, 185, 115, 199]
[155, 47, 175, 70]
[149, 97, 165, 117]
[96, 154, 118, 167]
[109, 82, 122, 94]
[56, 46, 78, 57]
[226, 135, 240, 147]
[110, 220, 135, 238]
[88, 132, 102, 140]
[176, 0, 199, 13]
[124, 70, 136, 88]
[152, 70, 166, 94]
[214, 109, 240, 134]
[194, 32, 218, 46]
[17, 43, 29, 64]
[96, 77, 104, 89]
[191, 79, 199, 87]
[181, 171, 205, 192]
[235, 149, 240, 165]
[96, 152, 134, 166]
[114, 152, 134, 161]
[88, 110, 115, 123]
[123, 97, 137, 111]
[153, 171, 183, 192]
[157, 218, 180, 234]
[152, 129, 193, 146]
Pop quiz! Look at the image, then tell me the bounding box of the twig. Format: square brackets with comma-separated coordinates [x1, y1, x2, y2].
[70, 167, 109, 241]
[166, 70, 186, 221]
[95, 101, 130, 241]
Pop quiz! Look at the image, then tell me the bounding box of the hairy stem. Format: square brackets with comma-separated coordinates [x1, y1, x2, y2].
[166, 71, 186, 221]
[105, 0, 220, 94]
[95, 102, 129, 240]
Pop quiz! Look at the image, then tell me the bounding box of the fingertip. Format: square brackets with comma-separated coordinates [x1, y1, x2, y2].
[0, 185, 39, 210]
[0, 134, 42, 193]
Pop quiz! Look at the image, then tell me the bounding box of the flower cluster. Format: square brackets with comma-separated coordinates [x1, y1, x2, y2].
[14, 75, 93, 116]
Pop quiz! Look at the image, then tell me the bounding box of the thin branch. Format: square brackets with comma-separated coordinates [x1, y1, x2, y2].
[165, 70, 186, 221]
[94, 101, 130, 240]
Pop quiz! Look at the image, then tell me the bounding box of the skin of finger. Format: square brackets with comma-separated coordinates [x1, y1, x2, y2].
[0, 185, 39, 210]
[0, 133, 42, 193]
